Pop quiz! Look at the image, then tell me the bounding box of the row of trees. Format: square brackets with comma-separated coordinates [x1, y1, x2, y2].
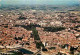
[44, 26, 66, 32]
[32, 28, 44, 49]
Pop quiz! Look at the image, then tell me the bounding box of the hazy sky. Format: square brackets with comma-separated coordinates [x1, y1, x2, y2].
[0, 0, 80, 5]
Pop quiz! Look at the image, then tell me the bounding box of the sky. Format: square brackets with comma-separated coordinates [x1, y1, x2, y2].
[0, 0, 80, 5]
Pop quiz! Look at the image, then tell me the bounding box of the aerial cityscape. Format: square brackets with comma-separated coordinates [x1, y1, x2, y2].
[0, 0, 80, 55]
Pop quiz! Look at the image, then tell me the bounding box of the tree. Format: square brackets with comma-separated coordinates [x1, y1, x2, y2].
[32, 28, 44, 49]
